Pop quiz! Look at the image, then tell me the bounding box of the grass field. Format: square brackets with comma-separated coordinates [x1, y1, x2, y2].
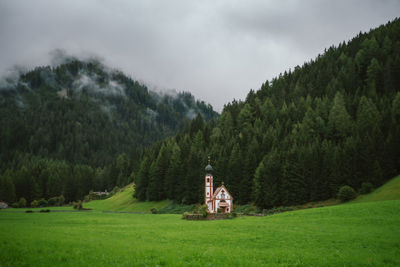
[1, 200, 400, 266]
[1, 176, 400, 266]
[84, 184, 171, 212]
[353, 175, 400, 203]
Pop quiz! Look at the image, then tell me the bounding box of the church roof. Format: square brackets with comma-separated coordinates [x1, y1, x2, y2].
[212, 185, 233, 199]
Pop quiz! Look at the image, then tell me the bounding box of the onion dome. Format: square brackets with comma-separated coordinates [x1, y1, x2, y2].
[205, 156, 213, 173]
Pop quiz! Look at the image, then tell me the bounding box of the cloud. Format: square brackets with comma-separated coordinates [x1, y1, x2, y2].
[0, 0, 399, 111]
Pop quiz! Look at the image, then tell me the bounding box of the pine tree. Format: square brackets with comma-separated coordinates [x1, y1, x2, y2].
[165, 142, 183, 201]
[328, 92, 352, 141]
[0, 173, 16, 203]
[227, 143, 242, 202]
[253, 150, 282, 209]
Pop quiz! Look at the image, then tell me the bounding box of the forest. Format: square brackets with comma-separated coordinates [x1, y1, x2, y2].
[0, 58, 218, 204]
[1, 19, 400, 209]
[134, 18, 400, 208]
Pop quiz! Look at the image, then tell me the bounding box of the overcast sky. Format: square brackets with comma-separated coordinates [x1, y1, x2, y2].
[1, 0, 399, 111]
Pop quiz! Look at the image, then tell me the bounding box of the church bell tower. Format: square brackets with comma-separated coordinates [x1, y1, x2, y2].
[204, 156, 214, 212]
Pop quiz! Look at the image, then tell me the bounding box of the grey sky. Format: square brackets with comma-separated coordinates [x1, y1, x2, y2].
[0, 0, 399, 111]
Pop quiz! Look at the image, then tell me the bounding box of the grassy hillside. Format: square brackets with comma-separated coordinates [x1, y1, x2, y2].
[84, 184, 170, 212]
[353, 175, 400, 203]
[1, 200, 399, 266]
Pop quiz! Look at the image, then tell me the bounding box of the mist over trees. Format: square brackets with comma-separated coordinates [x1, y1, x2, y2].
[0, 58, 218, 203]
[135, 18, 400, 208]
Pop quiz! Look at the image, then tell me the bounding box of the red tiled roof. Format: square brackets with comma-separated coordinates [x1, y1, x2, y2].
[211, 185, 233, 199]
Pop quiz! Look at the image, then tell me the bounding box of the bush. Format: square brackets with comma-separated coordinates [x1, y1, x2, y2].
[337, 185, 357, 202]
[47, 197, 59, 206]
[40, 209, 50, 213]
[18, 197, 27, 208]
[59, 195, 65, 205]
[234, 204, 257, 215]
[11, 202, 19, 208]
[182, 212, 191, 219]
[30, 200, 39, 208]
[150, 208, 158, 214]
[194, 204, 208, 218]
[38, 198, 48, 207]
[360, 182, 374, 194]
[111, 186, 120, 195]
[73, 200, 83, 210]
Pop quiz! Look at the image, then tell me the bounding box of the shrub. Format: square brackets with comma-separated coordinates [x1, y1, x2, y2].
[73, 200, 83, 210]
[360, 182, 374, 194]
[150, 208, 158, 214]
[47, 197, 59, 206]
[11, 202, 19, 208]
[111, 186, 120, 195]
[234, 204, 257, 215]
[337, 185, 357, 202]
[59, 195, 65, 205]
[40, 209, 50, 212]
[18, 197, 27, 208]
[38, 198, 48, 207]
[194, 204, 208, 218]
[182, 212, 191, 219]
[231, 211, 237, 218]
[30, 200, 39, 208]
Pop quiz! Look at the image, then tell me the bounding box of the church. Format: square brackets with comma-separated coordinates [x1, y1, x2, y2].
[204, 159, 233, 213]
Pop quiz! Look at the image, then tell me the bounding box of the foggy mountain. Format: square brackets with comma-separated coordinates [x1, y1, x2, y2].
[0, 57, 218, 168]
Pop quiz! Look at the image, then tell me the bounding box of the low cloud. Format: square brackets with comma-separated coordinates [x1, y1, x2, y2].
[1, 0, 399, 111]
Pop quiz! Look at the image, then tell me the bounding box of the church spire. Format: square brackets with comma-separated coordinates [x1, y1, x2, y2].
[205, 156, 213, 173]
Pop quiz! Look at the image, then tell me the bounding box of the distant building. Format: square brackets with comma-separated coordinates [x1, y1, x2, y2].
[92, 190, 110, 197]
[204, 159, 233, 213]
[91, 189, 110, 197]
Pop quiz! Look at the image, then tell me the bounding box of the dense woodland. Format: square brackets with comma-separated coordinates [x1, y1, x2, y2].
[134, 19, 400, 208]
[0, 59, 218, 203]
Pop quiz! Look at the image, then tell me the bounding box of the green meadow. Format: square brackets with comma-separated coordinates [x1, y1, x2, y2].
[1, 177, 400, 266]
[0, 200, 399, 266]
[84, 185, 170, 212]
[353, 175, 400, 203]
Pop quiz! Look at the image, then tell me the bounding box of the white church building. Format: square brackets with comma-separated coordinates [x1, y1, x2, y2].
[204, 159, 233, 213]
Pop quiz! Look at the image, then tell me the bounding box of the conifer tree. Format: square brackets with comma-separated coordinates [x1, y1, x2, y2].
[328, 92, 352, 141]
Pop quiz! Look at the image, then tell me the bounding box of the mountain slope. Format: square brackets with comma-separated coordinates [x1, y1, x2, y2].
[134, 18, 400, 207]
[0, 58, 218, 167]
[84, 184, 170, 212]
[0, 58, 218, 203]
